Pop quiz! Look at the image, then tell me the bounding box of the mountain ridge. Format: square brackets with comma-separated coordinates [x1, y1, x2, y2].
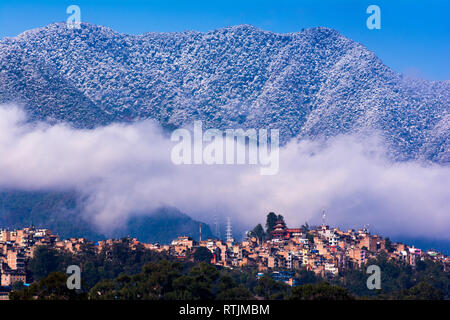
[1, 22, 448, 163]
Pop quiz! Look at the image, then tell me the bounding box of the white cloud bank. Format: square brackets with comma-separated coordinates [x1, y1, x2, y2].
[0, 104, 449, 239]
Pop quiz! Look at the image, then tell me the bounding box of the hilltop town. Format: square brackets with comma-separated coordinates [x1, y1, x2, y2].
[163, 221, 449, 279]
[1, 217, 448, 293]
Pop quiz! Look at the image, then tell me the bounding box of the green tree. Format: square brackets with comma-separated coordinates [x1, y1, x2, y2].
[216, 275, 252, 300]
[89, 260, 184, 300]
[254, 276, 289, 300]
[193, 246, 213, 263]
[301, 222, 309, 232]
[188, 262, 219, 299]
[384, 237, 393, 252]
[403, 281, 444, 300]
[295, 269, 319, 285]
[10, 272, 85, 300]
[289, 282, 354, 300]
[249, 224, 265, 243]
[265, 212, 278, 236]
[169, 262, 219, 300]
[11, 281, 25, 292]
[306, 232, 314, 244]
[27, 246, 68, 281]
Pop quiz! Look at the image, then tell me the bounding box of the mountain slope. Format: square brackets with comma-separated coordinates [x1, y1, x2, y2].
[0, 190, 212, 243]
[0, 22, 448, 163]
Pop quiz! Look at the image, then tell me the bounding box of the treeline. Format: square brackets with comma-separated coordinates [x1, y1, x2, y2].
[11, 259, 353, 300]
[333, 251, 449, 299]
[24, 238, 175, 290]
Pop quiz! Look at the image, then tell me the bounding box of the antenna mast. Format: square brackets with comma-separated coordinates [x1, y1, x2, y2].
[226, 217, 233, 242]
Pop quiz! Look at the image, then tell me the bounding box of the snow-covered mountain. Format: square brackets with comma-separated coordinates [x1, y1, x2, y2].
[0, 22, 448, 163]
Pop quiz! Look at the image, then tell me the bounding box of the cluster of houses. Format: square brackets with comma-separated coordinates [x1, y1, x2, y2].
[0, 227, 90, 288]
[152, 220, 449, 281]
[0, 223, 448, 294]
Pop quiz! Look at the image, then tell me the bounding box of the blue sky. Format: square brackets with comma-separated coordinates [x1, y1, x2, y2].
[0, 0, 449, 80]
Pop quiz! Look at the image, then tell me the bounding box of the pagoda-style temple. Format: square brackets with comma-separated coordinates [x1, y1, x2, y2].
[271, 220, 287, 239]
